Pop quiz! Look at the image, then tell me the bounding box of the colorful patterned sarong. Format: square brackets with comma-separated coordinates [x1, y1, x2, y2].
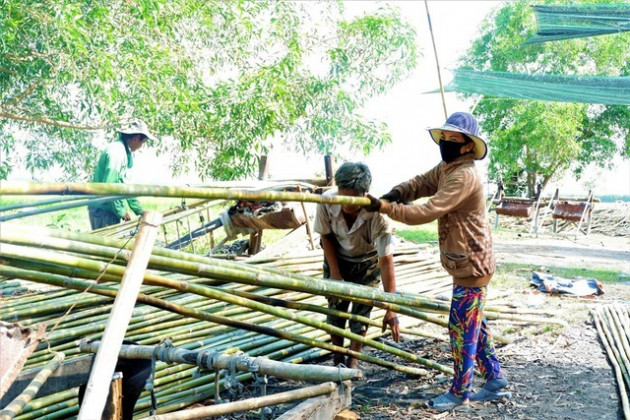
[449, 285, 503, 398]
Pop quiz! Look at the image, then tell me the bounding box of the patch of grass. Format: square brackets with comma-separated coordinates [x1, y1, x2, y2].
[496, 262, 624, 284]
[396, 229, 438, 243]
[394, 221, 439, 244]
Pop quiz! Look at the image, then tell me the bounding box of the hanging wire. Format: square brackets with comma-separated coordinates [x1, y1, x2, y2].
[424, 0, 448, 119]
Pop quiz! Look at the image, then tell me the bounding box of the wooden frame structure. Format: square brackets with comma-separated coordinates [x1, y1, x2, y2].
[551, 190, 596, 238]
[490, 183, 557, 234]
[490, 184, 597, 238]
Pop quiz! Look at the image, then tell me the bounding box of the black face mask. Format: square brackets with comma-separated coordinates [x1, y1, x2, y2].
[439, 140, 466, 163]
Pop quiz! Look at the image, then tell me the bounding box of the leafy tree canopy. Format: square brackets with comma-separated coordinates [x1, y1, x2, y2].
[0, 0, 417, 181]
[459, 0, 630, 197]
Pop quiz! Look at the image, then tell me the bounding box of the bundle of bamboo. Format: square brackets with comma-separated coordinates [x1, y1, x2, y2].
[0, 181, 567, 418]
[592, 304, 630, 419]
[0, 223, 565, 418]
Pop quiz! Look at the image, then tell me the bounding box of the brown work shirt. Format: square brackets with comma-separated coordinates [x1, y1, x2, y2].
[314, 188, 394, 261]
[380, 154, 495, 287]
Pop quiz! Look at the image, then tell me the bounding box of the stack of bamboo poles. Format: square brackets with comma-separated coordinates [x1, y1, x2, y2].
[0, 223, 565, 418]
[592, 304, 630, 419]
[0, 182, 566, 417]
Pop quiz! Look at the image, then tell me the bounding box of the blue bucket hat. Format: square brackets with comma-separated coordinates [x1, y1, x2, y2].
[427, 112, 488, 160]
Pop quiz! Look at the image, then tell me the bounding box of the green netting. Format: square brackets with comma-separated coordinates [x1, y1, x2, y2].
[443, 69, 630, 105]
[525, 3, 630, 44]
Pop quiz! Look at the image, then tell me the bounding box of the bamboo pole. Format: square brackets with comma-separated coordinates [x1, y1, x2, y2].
[4, 241, 446, 373]
[593, 308, 630, 419]
[79, 342, 362, 382]
[0, 230, 563, 328]
[0, 265, 427, 376]
[0, 231, 448, 313]
[0, 196, 126, 222]
[424, 0, 448, 119]
[0, 352, 65, 420]
[606, 305, 630, 389]
[78, 211, 162, 419]
[0, 195, 94, 212]
[2, 225, 555, 319]
[8, 389, 78, 417]
[0, 181, 371, 206]
[139, 381, 338, 420]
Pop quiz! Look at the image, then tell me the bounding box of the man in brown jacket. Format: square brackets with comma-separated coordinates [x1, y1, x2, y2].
[366, 112, 510, 411]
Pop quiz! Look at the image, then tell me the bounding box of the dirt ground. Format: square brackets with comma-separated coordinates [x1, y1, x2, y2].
[345, 231, 630, 419]
[257, 230, 629, 420]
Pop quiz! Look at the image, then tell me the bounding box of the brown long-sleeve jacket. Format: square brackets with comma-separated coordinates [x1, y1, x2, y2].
[380, 154, 495, 287]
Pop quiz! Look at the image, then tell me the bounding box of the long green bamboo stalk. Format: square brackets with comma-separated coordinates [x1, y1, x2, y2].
[2, 243, 450, 373]
[0, 231, 449, 313]
[2, 225, 559, 321]
[0, 196, 126, 222]
[12, 389, 77, 417]
[0, 195, 95, 212]
[605, 306, 630, 391]
[0, 181, 371, 206]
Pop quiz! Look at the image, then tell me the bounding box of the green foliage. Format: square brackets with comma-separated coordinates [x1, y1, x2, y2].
[459, 0, 630, 197]
[0, 1, 417, 181]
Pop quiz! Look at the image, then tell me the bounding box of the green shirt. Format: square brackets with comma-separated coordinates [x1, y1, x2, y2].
[91, 139, 143, 218]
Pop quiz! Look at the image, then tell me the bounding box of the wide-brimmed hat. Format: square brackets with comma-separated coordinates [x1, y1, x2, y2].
[117, 118, 157, 143]
[427, 112, 487, 160]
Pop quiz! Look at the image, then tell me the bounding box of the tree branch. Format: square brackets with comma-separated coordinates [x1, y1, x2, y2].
[0, 110, 107, 130]
[5, 81, 40, 108]
[3, 51, 51, 62]
[0, 67, 18, 75]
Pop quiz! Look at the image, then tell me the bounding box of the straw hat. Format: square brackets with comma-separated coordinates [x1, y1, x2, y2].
[427, 112, 487, 160]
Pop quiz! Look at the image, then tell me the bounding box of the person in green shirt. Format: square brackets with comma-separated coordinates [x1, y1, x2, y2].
[88, 119, 157, 230]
